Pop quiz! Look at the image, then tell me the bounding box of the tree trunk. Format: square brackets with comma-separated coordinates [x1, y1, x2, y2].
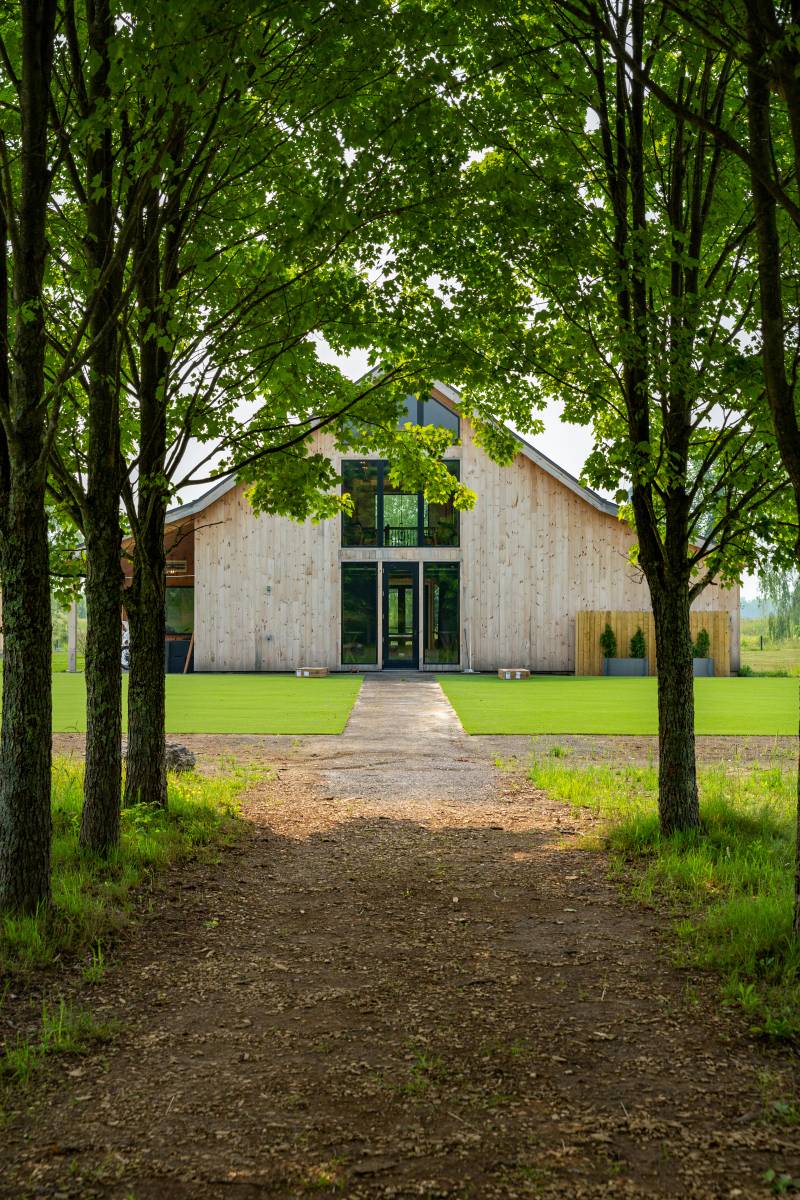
[79, 0, 123, 855]
[0, 488, 52, 911]
[746, 27, 800, 936]
[124, 520, 167, 808]
[81, 519, 123, 852]
[650, 583, 700, 836]
[796, 712, 800, 939]
[0, 0, 58, 912]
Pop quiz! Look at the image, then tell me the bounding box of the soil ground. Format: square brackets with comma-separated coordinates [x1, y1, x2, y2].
[5, 677, 800, 1199]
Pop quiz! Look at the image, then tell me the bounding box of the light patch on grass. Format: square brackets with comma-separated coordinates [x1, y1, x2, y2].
[528, 760, 800, 1040]
[1, 758, 255, 976]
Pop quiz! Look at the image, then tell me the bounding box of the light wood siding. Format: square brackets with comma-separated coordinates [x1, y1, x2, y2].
[192, 393, 740, 673]
[575, 609, 732, 676]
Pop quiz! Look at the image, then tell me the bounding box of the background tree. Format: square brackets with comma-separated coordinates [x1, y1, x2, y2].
[0, 1, 59, 911]
[49, 0, 544, 813]
[607, 0, 800, 927]
[409, 0, 786, 833]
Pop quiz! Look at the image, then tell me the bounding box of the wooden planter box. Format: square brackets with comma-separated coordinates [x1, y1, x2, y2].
[498, 668, 530, 680]
[603, 657, 647, 677]
[693, 657, 714, 677]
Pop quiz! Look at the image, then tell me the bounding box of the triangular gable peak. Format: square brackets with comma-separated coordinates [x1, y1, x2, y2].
[165, 381, 616, 525]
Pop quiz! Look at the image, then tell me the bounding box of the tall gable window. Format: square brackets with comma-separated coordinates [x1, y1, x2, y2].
[341, 461, 379, 547]
[342, 461, 460, 548]
[399, 394, 460, 441]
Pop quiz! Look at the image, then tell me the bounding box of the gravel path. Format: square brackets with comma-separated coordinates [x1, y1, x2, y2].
[6, 679, 797, 1198]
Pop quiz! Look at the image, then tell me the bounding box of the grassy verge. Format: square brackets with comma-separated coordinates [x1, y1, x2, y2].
[528, 758, 800, 1040]
[0, 757, 253, 977]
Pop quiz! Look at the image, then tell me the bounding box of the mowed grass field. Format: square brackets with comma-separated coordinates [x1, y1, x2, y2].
[438, 674, 799, 735]
[51, 673, 363, 734]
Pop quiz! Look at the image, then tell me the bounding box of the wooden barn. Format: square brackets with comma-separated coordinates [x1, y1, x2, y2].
[159, 383, 740, 675]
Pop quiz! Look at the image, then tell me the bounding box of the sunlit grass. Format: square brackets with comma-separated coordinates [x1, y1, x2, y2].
[48, 672, 363, 734]
[529, 760, 800, 1040]
[439, 674, 799, 735]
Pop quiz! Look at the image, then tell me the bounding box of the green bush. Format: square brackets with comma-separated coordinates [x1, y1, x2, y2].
[630, 627, 646, 658]
[694, 628, 711, 658]
[599, 622, 617, 658]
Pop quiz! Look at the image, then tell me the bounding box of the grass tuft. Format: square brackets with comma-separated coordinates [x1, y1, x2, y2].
[529, 759, 800, 1040]
[1, 997, 118, 1086]
[0, 757, 255, 977]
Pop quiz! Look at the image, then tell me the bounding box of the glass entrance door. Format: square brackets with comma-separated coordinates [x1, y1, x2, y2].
[382, 563, 419, 668]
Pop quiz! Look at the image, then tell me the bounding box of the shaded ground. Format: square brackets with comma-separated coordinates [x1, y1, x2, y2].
[6, 678, 799, 1198]
[52, 733, 799, 773]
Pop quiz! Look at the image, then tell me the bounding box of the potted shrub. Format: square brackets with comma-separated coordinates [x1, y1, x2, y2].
[693, 627, 714, 677]
[600, 622, 648, 676]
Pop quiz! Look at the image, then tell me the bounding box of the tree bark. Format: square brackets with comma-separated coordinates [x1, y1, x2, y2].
[123, 183, 176, 808]
[745, 15, 800, 936]
[650, 583, 700, 836]
[79, 0, 123, 853]
[81, 520, 122, 851]
[0, 0, 58, 912]
[124, 510, 167, 808]
[0, 492, 53, 910]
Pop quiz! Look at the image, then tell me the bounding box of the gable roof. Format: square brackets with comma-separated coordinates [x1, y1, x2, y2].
[164, 381, 619, 524]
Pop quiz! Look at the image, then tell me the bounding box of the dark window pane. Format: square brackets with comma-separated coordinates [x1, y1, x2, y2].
[421, 395, 460, 439]
[397, 394, 417, 428]
[165, 586, 193, 634]
[383, 474, 419, 548]
[424, 460, 460, 547]
[342, 564, 377, 664]
[424, 564, 459, 664]
[342, 461, 379, 547]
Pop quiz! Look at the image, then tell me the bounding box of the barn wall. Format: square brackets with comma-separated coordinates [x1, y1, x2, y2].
[192, 397, 740, 673]
[458, 415, 739, 672]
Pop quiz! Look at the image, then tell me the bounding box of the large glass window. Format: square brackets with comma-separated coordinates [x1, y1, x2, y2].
[383, 477, 419, 548]
[341, 564, 378, 664]
[341, 460, 460, 548]
[342, 461, 379, 547]
[424, 564, 460, 665]
[424, 461, 459, 547]
[399, 394, 460, 441]
[165, 586, 194, 635]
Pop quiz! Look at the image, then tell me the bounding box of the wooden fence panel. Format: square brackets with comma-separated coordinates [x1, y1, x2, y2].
[575, 609, 731, 676]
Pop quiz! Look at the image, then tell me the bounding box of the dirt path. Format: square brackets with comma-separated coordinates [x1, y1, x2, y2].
[7, 678, 800, 1198]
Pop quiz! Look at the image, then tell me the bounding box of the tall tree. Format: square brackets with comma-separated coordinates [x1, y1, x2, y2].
[0, 2, 59, 910]
[410, 0, 785, 832]
[109, 0, 538, 808]
[605, 0, 800, 925]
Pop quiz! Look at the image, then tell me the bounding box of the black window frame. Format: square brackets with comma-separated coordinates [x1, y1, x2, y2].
[423, 562, 460, 666]
[341, 562, 379, 665]
[341, 460, 460, 548]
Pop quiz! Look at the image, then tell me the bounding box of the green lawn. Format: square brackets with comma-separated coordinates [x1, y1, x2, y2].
[52, 673, 362, 734]
[438, 674, 799, 735]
